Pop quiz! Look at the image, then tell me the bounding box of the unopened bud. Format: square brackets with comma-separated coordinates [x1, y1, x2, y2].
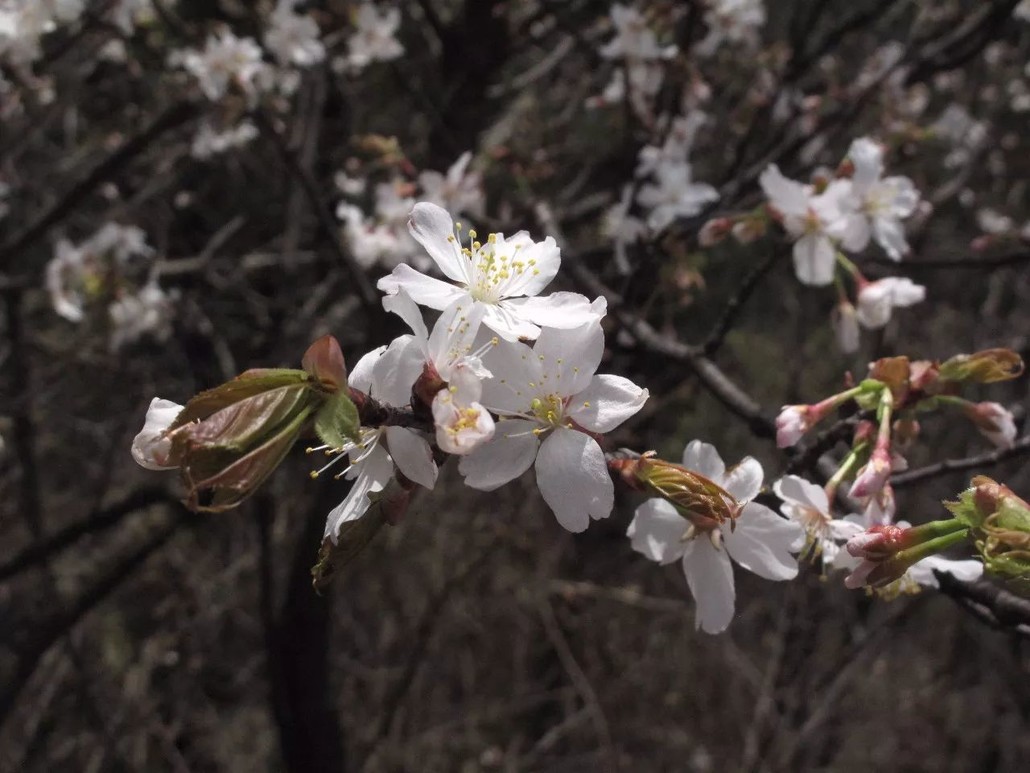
[939, 348, 1024, 385]
[619, 453, 741, 530]
[850, 441, 892, 499]
[699, 217, 733, 247]
[961, 401, 1017, 449]
[844, 519, 971, 589]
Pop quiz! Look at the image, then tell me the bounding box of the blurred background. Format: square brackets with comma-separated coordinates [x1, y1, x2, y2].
[1, 1, 1030, 770]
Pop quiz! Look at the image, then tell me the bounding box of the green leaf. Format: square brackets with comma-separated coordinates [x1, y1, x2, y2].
[314, 390, 361, 448]
[172, 369, 311, 428]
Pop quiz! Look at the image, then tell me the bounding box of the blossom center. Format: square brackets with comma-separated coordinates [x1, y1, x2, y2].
[449, 229, 539, 303]
[530, 393, 566, 428]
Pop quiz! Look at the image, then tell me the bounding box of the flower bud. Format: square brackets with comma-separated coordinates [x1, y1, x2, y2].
[938, 348, 1024, 385]
[850, 441, 892, 499]
[731, 215, 766, 244]
[135, 336, 357, 512]
[844, 519, 971, 589]
[961, 401, 1017, 449]
[617, 453, 740, 530]
[699, 217, 733, 247]
[947, 477, 1030, 591]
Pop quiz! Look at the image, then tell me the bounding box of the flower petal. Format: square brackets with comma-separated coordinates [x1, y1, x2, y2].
[377, 263, 466, 310]
[506, 292, 602, 330]
[722, 456, 764, 502]
[680, 440, 726, 484]
[567, 374, 648, 433]
[627, 498, 688, 564]
[792, 233, 836, 286]
[370, 335, 423, 406]
[682, 538, 736, 634]
[479, 301, 541, 342]
[382, 289, 429, 347]
[131, 398, 184, 470]
[406, 202, 469, 283]
[384, 426, 437, 490]
[348, 345, 386, 393]
[773, 475, 829, 513]
[724, 502, 803, 581]
[532, 318, 605, 397]
[498, 235, 561, 297]
[323, 443, 394, 541]
[458, 418, 539, 490]
[480, 339, 543, 414]
[535, 429, 613, 533]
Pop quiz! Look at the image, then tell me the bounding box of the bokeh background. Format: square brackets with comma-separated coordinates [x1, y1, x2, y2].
[2, 1, 1030, 770]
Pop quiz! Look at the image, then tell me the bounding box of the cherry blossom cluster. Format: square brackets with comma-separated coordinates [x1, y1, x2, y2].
[46, 223, 177, 352]
[336, 152, 485, 271]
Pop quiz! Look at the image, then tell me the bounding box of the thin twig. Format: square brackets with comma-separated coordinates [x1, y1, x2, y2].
[891, 435, 1030, 488]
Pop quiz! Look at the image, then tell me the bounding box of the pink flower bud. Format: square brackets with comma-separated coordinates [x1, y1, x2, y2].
[846, 524, 910, 559]
[775, 405, 810, 448]
[699, 217, 733, 247]
[963, 401, 1017, 449]
[850, 443, 892, 499]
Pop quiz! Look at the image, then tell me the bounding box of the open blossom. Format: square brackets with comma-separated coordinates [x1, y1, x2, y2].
[191, 120, 258, 159]
[378, 202, 601, 342]
[760, 165, 863, 285]
[131, 398, 184, 470]
[265, 0, 325, 67]
[636, 162, 719, 231]
[170, 30, 270, 103]
[418, 152, 485, 220]
[459, 314, 648, 532]
[380, 290, 495, 455]
[845, 138, 920, 260]
[774, 475, 864, 570]
[855, 277, 925, 329]
[320, 344, 437, 542]
[697, 0, 766, 57]
[344, 3, 403, 72]
[628, 441, 803, 634]
[599, 4, 676, 61]
[107, 283, 178, 352]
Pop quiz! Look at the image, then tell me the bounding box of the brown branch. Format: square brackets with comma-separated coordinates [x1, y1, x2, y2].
[865, 250, 1030, 272]
[0, 488, 174, 583]
[891, 435, 1030, 488]
[0, 101, 201, 274]
[252, 109, 379, 314]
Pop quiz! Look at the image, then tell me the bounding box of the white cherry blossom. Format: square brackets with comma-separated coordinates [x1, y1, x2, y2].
[760, 165, 863, 285]
[845, 138, 920, 260]
[855, 277, 925, 329]
[636, 162, 719, 231]
[628, 441, 804, 634]
[320, 344, 438, 542]
[380, 290, 496, 455]
[697, 0, 766, 57]
[345, 3, 404, 72]
[378, 202, 601, 342]
[418, 152, 485, 220]
[459, 313, 648, 532]
[170, 30, 270, 104]
[774, 475, 864, 570]
[265, 0, 325, 67]
[599, 4, 676, 61]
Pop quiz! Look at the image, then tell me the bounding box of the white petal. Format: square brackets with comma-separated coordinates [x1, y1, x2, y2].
[323, 443, 394, 541]
[627, 499, 688, 564]
[848, 137, 884, 191]
[384, 426, 437, 490]
[377, 263, 466, 310]
[760, 164, 809, 217]
[382, 290, 429, 347]
[722, 457, 764, 503]
[458, 418, 540, 490]
[680, 440, 726, 484]
[370, 335, 423, 406]
[532, 318, 604, 397]
[535, 430, 614, 532]
[872, 217, 909, 261]
[773, 475, 829, 513]
[498, 236, 561, 297]
[348, 345, 386, 393]
[480, 339, 542, 414]
[507, 292, 601, 330]
[427, 296, 484, 377]
[724, 502, 803, 581]
[682, 538, 736, 634]
[131, 398, 184, 470]
[567, 374, 648, 433]
[792, 234, 836, 286]
[406, 202, 469, 283]
[479, 301, 541, 342]
[914, 556, 984, 588]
